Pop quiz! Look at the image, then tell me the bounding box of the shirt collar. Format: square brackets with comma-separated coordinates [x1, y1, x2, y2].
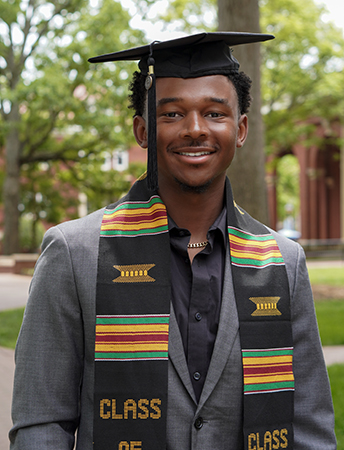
[168, 207, 228, 254]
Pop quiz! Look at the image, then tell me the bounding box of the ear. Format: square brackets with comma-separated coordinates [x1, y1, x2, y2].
[133, 116, 148, 149]
[236, 114, 248, 148]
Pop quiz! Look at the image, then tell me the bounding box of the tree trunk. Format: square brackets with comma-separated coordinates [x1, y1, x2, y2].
[218, 0, 269, 224]
[3, 102, 21, 255]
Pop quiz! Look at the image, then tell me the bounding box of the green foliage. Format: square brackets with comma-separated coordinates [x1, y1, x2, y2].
[79, 164, 132, 212]
[129, 0, 216, 33]
[158, 0, 216, 32]
[1, 0, 148, 251]
[19, 215, 46, 253]
[260, 0, 344, 154]
[5, 0, 144, 162]
[0, 307, 24, 349]
[275, 154, 300, 223]
[21, 162, 80, 223]
[328, 364, 344, 449]
[127, 161, 147, 181]
[308, 268, 344, 286]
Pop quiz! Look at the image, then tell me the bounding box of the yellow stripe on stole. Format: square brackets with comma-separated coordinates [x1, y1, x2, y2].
[96, 324, 169, 333]
[95, 343, 169, 352]
[229, 235, 278, 247]
[244, 374, 295, 385]
[104, 205, 167, 222]
[104, 205, 166, 219]
[101, 218, 168, 231]
[243, 355, 293, 365]
[230, 249, 283, 260]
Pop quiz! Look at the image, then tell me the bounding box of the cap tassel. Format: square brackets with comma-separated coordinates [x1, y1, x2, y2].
[145, 51, 159, 191]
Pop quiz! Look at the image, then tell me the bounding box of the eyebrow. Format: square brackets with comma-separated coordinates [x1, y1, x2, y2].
[207, 97, 231, 106]
[157, 97, 181, 107]
[157, 97, 231, 107]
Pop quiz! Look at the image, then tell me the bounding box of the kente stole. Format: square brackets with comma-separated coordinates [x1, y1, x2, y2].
[94, 177, 294, 450]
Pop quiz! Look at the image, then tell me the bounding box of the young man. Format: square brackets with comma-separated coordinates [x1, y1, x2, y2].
[10, 32, 336, 450]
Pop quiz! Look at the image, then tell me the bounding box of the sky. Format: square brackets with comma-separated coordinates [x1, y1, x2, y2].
[126, 0, 344, 42]
[315, 0, 344, 33]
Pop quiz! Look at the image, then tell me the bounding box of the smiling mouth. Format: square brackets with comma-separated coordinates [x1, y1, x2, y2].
[177, 151, 213, 157]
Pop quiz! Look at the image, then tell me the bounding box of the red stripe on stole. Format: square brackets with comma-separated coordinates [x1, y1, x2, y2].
[230, 241, 279, 253]
[96, 334, 168, 343]
[102, 210, 166, 224]
[244, 364, 293, 375]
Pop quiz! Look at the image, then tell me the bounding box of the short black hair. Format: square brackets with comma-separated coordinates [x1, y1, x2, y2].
[128, 70, 252, 117]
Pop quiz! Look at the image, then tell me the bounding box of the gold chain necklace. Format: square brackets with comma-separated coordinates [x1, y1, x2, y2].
[187, 240, 209, 249]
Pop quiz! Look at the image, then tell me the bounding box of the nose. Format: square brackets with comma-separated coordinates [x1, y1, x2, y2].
[180, 112, 209, 140]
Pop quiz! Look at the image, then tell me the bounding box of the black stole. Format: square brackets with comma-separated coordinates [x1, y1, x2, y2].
[93, 177, 294, 450]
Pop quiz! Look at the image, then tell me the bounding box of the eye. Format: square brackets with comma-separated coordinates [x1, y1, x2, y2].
[163, 112, 179, 118]
[206, 112, 224, 118]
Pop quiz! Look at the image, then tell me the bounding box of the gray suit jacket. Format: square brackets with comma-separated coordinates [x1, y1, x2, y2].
[10, 208, 336, 449]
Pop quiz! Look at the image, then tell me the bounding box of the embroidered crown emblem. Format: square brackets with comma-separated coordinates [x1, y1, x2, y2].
[250, 297, 282, 316]
[113, 264, 155, 283]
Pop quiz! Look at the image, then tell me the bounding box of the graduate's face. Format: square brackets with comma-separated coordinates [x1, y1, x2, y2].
[134, 75, 248, 194]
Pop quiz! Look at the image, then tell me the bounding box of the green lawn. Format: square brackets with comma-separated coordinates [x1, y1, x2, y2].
[315, 300, 344, 346]
[308, 267, 344, 286]
[328, 364, 344, 449]
[0, 307, 25, 349]
[308, 266, 344, 346]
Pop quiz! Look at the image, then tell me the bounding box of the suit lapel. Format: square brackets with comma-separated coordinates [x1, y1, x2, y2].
[197, 250, 240, 410]
[168, 304, 197, 404]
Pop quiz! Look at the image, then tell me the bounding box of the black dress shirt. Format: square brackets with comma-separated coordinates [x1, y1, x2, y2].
[168, 208, 227, 401]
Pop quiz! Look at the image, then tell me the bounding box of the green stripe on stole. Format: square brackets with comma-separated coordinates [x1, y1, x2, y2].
[93, 177, 294, 450]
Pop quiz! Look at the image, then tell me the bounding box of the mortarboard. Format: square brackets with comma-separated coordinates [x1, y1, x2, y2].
[89, 32, 274, 190]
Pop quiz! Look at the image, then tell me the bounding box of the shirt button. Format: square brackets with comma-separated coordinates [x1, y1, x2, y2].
[195, 312, 202, 321]
[193, 372, 201, 381]
[194, 417, 203, 430]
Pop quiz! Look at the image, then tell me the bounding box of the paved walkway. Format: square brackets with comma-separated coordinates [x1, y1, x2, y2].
[1, 267, 344, 449]
[1, 347, 15, 450]
[0, 274, 31, 311]
[0, 274, 30, 449]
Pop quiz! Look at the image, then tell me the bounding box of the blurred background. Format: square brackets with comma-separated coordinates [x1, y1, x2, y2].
[0, 0, 343, 448]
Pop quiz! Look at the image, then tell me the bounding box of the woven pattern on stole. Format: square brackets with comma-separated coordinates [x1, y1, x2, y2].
[100, 195, 168, 237]
[227, 180, 294, 450]
[228, 226, 284, 268]
[95, 314, 169, 361]
[94, 180, 170, 450]
[242, 348, 294, 394]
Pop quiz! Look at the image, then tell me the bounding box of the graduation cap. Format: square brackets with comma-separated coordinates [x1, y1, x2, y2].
[89, 32, 274, 190]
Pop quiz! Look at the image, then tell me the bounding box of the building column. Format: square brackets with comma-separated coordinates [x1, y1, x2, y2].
[294, 145, 309, 239]
[308, 146, 319, 239]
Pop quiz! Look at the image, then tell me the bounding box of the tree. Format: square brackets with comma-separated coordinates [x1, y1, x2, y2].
[0, 0, 145, 254]
[1, 0, 80, 254]
[218, 0, 269, 224]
